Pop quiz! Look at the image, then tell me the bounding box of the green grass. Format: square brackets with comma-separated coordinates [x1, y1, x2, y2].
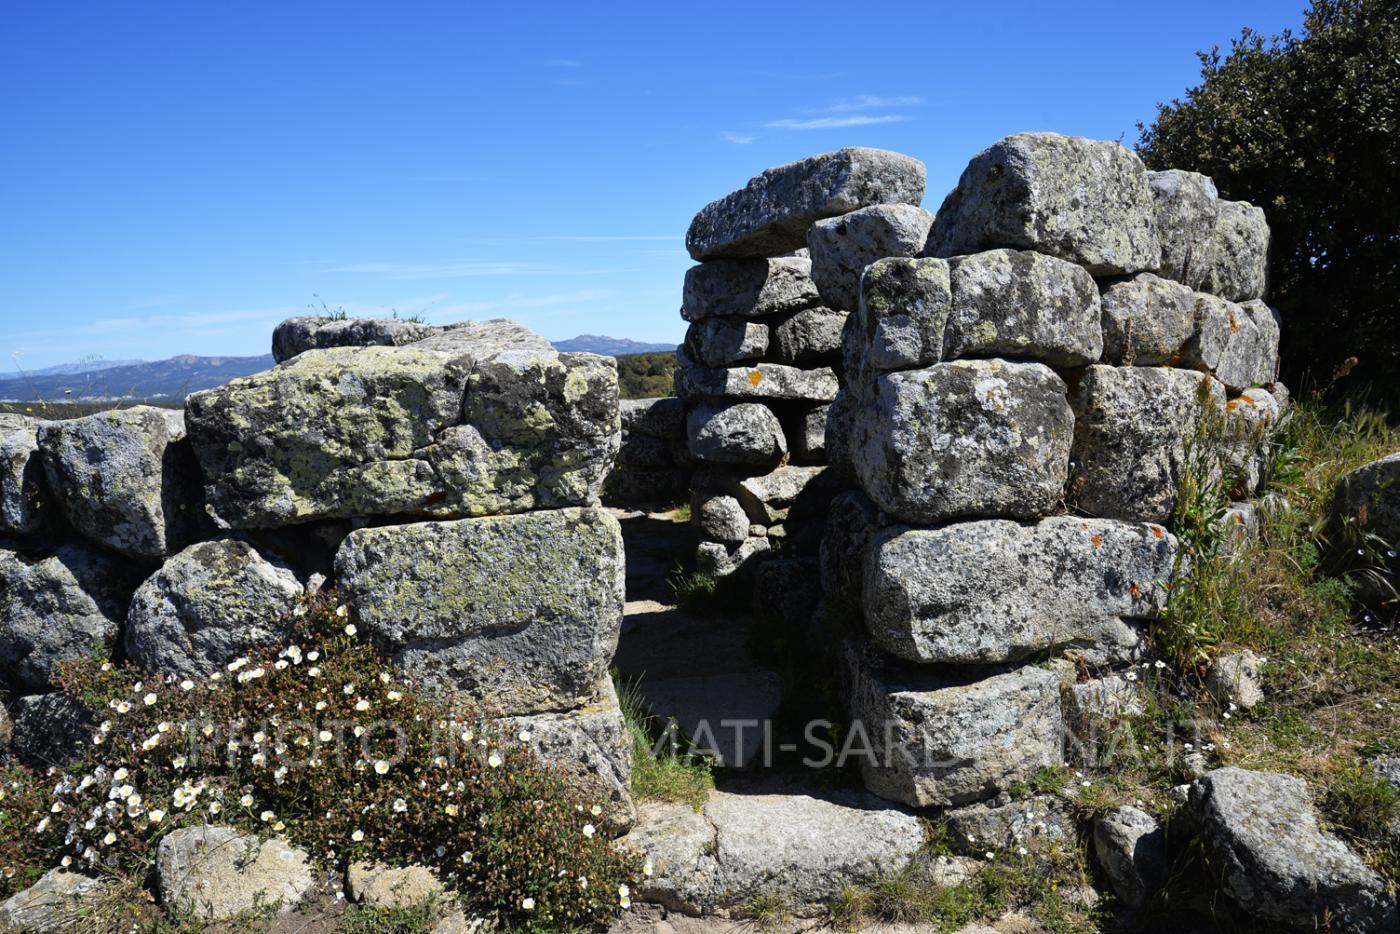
[337, 898, 448, 934]
[613, 672, 713, 809]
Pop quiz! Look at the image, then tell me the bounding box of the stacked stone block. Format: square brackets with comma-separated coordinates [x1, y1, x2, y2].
[824, 132, 1284, 810]
[0, 317, 637, 831]
[604, 397, 692, 507]
[677, 148, 933, 577]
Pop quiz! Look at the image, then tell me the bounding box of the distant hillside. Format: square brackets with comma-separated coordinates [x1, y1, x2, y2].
[551, 335, 677, 355]
[0, 354, 274, 402]
[6, 357, 146, 379]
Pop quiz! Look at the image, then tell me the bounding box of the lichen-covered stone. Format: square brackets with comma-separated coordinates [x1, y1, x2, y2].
[820, 490, 883, 608]
[1068, 672, 1147, 727]
[620, 396, 685, 439]
[156, 825, 315, 920]
[272, 315, 442, 363]
[1221, 387, 1281, 496]
[1334, 451, 1400, 548]
[0, 543, 132, 694]
[1148, 169, 1219, 289]
[686, 148, 926, 260]
[335, 507, 623, 716]
[1180, 296, 1279, 391]
[790, 404, 829, 463]
[1069, 365, 1225, 523]
[1099, 273, 1198, 365]
[856, 257, 952, 372]
[944, 794, 1077, 855]
[944, 249, 1102, 366]
[10, 692, 94, 768]
[926, 133, 1162, 275]
[695, 535, 770, 580]
[852, 360, 1073, 524]
[494, 678, 634, 834]
[1204, 650, 1265, 710]
[807, 203, 933, 311]
[695, 464, 829, 526]
[695, 493, 751, 545]
[1190, 768, 1396, 931]
[768, 307, 847, 367]
[1094, 806, 1168, 909]
[345, 862, 447, 910]
[187, 327, 619, 528]
[124, 539, 303, 677]
[675, 363, 839, 402]
[0, 416, 46, 536]
[0, 869, 108, 932]
[686, 401, 787, 467]
[38, 406, 201, 560]
[865, 517, 1174, 665]
[683, 317, 768, 367]
[845, 644, 1064, 808]
[681, 256, 819, 321]
[1204, 200, 1270, 302]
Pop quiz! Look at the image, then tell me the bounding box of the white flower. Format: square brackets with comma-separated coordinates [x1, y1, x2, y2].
[114, 767, 128, 781]
[1124, 672, 1138, 682]
[318, 730, 333, 743]
[172, 756, 186, 770]
[103, 832, 117, 846]
[180, 679, 194, 691]
[114, 701, 131, 714]
[487, 753, 502, 769]
[460, 729, 474, 743]
[149, 809, 166, 824]
[618, 883, 630, 898]
[444, 804, 459, 816]
[307, 667, 322, 678]
[620, 896, 632, 909]
[521, 897, 535, 911]
[351, 829, 364, 842]
[143, 693, 157, 706]
[589, 804, 602, 816]
[393, 799, 407, 813]
[35, 817, 50, 832]
[1154, 660, 1167, 669]
[355, 699, 370, 712]
[209, 802, 222, 815]
[240, 794, 254, 807]
[336, 605, 348, 618]
[518, 730, 531, 743]
[386, 690, 402, 701]
[643, 859, 653, 877]
[374, 760, 390, 775]
[260, 810, 275, 823]
[343, 684, 356, 695]
[344, 624, 357, 636]
[582, 823, 596, 838]
[461, 851, 473, 863]
[227, 658, 248, 672]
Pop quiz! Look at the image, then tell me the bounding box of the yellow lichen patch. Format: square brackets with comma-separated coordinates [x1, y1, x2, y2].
[1090, 533, 1103, 548]
[748, 370, 764, 387]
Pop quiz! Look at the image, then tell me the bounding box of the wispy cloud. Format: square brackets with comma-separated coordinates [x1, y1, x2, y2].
[721, 131, 755, 145]
[428, 289, 615, 321]
[766, 114, 908, 131]
[822, 95, 923, 112]
[317, 260, 638, 281]
[541, 58, 581, 68]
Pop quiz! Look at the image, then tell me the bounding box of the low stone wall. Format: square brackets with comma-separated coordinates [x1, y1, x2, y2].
[0, 316, 637, 831]
[603, 397, 692, 508]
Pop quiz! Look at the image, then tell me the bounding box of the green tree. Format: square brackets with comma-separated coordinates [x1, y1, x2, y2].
[1138, 0, 1400, 392]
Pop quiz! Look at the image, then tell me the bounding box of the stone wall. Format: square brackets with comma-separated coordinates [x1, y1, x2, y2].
[603, 397, 692, 508]
[0, 316, 637, 831]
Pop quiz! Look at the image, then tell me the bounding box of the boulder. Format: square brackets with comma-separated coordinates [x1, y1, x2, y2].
[1190, 768, 1396, 931]
[865, 517, 1174, 665]
[1069, 365, 1225, 523]
[626, 787, 924, 917]
[1204, 650, 1265, 710]
[926, 133, 1162, 276]
[493, 679, 635, 834]
[10, 692, 93, 768]
[944, 249, 1102, 367]
[0, 543, 132, 694]
[272, 315, 441, 363]
[1220, 501, 1263, 559]
[820, 490, 883, 608]
[1204, 200, 1270, 302]
[683, 317, 768, 367]
[685, 401, 787, 467]
[695, 464, 829, 526]
[694, 493, 751, 545]
[0, 417, 46, 536]
[1334, 451, 1400, 548]
[789, 404, 829, 463]
[1179, 295, 1279, 391]
[845, 644, 1064, 807]
[38, 406, 201, 560]
[336, 507, 623, 716]
[806, 203, 934, 311]
[124, 538, 304, 677]
[855, 256, 952, 372]
[852, 360, 1073, 525]
[686, 148, 927, 260]
[1098, 273, 1198, 366]
[156, 824, 315, 920]
[1147, 169, 1219, 289]
[768, 307, 847, 367]
[1093, 806, 1168, 909]
[681, 256, 820, 321]
[695, 535, 770, 580]
[0, 869, 107, 932]
[1221, 388, 1281, 496]
[674, 363, 839, 402]
[186, 328, 620, 528]
[944, 794, 1078, 855]
[620, 396, 685, 440]
[613, 432, 676, 470]
[346, 862, 447, 909]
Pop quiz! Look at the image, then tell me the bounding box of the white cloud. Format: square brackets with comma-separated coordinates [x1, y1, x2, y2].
[319, 260, 637, 281]
[766, 114, 908, 131]
[823, 95, 923, 112]
[721, 131, 755, 145]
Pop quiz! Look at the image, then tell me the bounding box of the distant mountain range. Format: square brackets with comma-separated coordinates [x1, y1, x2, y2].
[551, 335, 677, 355]
[0, 355, 275, 402]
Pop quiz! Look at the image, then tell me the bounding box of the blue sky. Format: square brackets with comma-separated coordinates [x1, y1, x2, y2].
[0, 0, 1303, 371]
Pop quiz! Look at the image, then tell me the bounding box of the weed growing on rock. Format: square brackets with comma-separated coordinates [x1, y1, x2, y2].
[613, 673, 713, 809]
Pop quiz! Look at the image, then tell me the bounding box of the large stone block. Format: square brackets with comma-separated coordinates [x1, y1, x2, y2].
[1334, 451, 1400, 549]
[38, 406, 202, 560]
[187, 324, 620, 528]
[864, 517, 1175, 666]
[855, 257, 951, 372]
[681, 256, 819, 321]
[944, 249, 1102, 366]
[852, 360, 1073, 524]
[845, 644, 1064, 808]
[820, 490, 883, 608]
[1099, 272, 1198, 366]
[926, 133, 1162, 276]
[125, 539, 304, 677]
[806, 203, 933, 311]
[1148, 169, 1219, 289]
[1069, 365, 1225, 523]
[675, 363, 839, 402]
[686, 148, 926, 260]
[1179, 296, 1279, 391]
[683, 317, 768, 367]
[0, 416, 47, 536]
[0, 543, 133, 694]
[1221, 387, 1281, 497]
[157, 825, 315, 921]
[272, 315, 442, 363]
[686, 401, 787, 467]
[768, 306, 846, 367]
[620, 396, 684, 440]
[335, 507, 623, 716]
[1204, 200, 1270, 302]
